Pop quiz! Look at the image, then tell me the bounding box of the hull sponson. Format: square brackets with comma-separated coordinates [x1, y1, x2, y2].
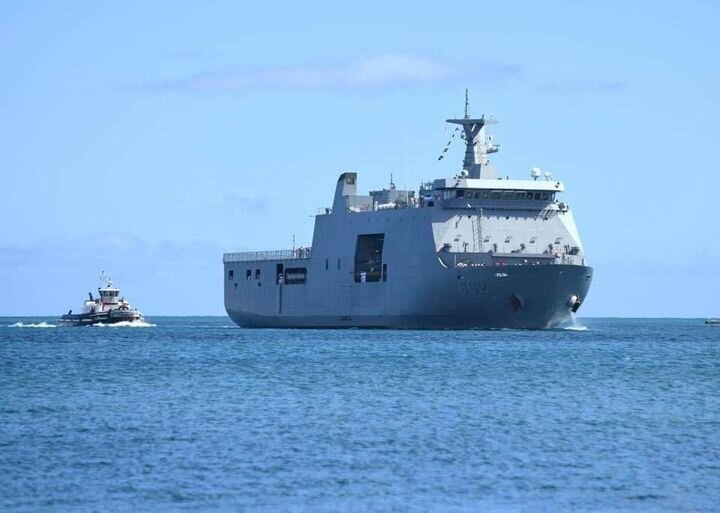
[225, 264, 593, 329]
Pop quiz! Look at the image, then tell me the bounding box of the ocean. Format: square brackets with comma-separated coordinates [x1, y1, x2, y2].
[1, 317, 718, 512]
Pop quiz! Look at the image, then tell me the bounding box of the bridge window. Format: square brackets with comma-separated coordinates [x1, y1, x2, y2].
[354, 233, 384, 282]
[246, 269, 251, 280]
[255, 269, 261, 279]
[441, 188, 556, 202]
[228, 270, 234, 281]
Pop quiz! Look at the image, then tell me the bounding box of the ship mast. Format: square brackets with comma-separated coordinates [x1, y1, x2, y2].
[446, 89, 498, 179]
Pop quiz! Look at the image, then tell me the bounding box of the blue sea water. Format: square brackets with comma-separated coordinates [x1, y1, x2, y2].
[1, 317, 718, 513]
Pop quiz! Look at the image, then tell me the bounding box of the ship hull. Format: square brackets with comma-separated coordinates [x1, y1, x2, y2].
[60, 309, 143, 327]
[225, 264, 593, 329]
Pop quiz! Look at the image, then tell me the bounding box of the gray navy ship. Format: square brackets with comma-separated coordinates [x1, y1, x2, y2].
[224, 95, 593, 329]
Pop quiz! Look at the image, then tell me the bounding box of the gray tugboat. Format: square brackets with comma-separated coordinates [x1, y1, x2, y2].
[60, 274, 144, 326]
[223, 94, 593, 329]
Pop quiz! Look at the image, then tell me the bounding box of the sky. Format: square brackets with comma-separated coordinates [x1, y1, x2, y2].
[1, 1, 719, 316]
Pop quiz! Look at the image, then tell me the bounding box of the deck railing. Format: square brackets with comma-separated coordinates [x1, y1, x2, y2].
[223, 248, 312, 263]
[440, 251, 585, 268]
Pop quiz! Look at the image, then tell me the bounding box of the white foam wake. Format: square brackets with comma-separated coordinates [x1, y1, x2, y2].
[8, 322, 57, 328]
[564, 324, 588, 331]
[91, 320, 156, 328]
[563, 314, 588, 331]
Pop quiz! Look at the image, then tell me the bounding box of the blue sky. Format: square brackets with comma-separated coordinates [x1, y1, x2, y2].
[1, 1, 719, 316]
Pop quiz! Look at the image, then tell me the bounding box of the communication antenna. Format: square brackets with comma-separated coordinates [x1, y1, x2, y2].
[446, 89, 499, 179]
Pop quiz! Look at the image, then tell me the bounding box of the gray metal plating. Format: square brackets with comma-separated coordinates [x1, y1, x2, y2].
[223, 97, 593, 329]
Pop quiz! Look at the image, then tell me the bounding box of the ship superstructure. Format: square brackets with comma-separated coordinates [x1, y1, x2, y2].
[223, 96, 592, 329]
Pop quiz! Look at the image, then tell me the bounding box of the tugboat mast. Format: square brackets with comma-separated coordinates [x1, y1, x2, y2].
[446, 89, 499, 179]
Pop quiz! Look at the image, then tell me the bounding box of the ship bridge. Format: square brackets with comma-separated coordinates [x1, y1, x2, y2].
[97, 273, 121, 304]
[430, 177, 565, 203]
[431, 177, 564, 193]
[98, 286, 120, 304]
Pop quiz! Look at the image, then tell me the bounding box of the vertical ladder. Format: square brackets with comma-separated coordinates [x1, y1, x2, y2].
[471, 209, 484, 252]
[471, 216, 479, 252]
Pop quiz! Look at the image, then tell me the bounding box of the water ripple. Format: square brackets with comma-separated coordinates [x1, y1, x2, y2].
[0, 317, 718, 512]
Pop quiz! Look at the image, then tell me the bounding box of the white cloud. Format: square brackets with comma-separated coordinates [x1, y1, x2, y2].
[532, 79, 628, 96]
[219, 194, 270, 214]
[136, 54, 521, 93]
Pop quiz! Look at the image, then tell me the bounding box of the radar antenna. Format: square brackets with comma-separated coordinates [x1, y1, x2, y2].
[446, 90, 499, 179]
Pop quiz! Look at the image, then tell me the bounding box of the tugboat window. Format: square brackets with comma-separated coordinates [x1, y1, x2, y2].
[354, 233, 385, 282]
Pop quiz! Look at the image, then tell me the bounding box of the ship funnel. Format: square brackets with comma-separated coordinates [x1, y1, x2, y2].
[332, 172, 358, 212]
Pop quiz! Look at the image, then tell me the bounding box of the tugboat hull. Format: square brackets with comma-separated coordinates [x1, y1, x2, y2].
[60, 309, 142, 327]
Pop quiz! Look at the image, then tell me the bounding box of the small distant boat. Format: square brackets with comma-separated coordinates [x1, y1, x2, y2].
[60, 273, 144, 326]
[705, 318, 720, 326]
